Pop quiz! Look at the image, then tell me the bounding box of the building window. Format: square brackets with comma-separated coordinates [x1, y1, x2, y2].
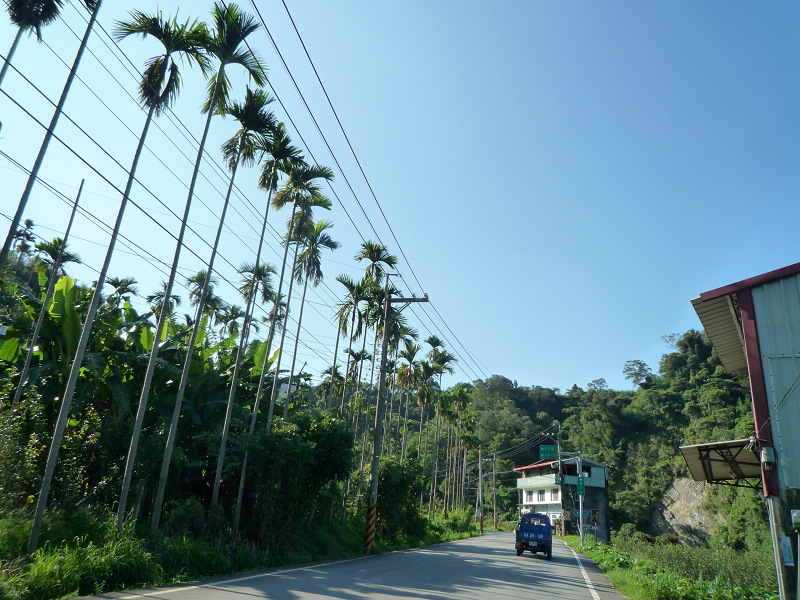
[537, 489, 545, 502]
[525, 490, 533, 503]
[550, 488, 559, 501]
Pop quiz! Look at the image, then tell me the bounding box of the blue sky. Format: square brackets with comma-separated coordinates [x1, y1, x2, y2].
[1, 1, 799, 393]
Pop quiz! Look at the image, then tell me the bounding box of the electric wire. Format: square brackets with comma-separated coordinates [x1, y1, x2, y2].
[5, 3, 487, 387]
[276, 0, 426, 294]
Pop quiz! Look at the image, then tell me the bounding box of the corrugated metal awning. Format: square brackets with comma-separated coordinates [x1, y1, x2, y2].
[691, 295, 747, 377]
[679, 439, 761, 488]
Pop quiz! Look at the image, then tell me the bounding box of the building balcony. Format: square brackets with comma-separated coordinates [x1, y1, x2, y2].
[516, 474, 557, 489]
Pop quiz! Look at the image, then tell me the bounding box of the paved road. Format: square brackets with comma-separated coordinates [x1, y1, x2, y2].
[94, 532, 626, 600]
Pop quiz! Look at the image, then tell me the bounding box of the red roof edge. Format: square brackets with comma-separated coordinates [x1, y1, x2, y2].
[700, 261, 800, 302]
[514, 460, 555, 472]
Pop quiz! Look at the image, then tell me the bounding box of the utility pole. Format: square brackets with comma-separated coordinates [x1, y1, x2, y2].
[492, 452, 497, 530]
[578, 451, 584, 547]
[558, 448, 585, 546]
[478, 445, 484, 534]
[364, 279, 428, 554]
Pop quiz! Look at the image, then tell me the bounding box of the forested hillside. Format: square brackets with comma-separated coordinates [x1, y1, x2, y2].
[461, 330, 769, 552]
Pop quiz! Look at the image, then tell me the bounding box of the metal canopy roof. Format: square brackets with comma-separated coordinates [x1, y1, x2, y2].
[690, 295, 747, 377]
[679, 439, 761, 489]
[691, 260, 800, 378]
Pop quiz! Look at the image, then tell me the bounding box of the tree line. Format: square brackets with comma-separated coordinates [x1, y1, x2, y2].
[1, 0, 477, 559]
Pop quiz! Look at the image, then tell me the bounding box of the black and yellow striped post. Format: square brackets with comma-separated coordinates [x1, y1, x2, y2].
[364, 277, 429, 554]
[364, 498, 377, 553]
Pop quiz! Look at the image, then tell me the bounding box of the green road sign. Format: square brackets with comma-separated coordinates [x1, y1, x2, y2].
[577, 476, 585, 496]
[572, 510, 588, 518]
[540, 444, 558, 460]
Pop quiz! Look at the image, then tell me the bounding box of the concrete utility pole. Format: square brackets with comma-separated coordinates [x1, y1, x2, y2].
[363, 279, 428, 554]
[578, 451, 584, 547]
[478, 445, 484, 534]
[492, 452, 497, 530]
[558, 449, 585, 546]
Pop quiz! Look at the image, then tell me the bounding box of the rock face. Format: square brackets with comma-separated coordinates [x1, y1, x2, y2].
[650, 477, 724, 546]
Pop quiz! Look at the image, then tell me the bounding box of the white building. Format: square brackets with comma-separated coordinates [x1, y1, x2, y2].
[514, 456, 610, 542]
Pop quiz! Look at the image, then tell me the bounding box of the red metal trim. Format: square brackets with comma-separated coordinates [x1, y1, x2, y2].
[700, 261, 800, 301]
[738, 288, 778, 497]
[514, 461, 556, 472]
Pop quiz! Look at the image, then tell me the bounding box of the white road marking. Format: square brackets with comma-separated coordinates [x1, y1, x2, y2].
[111, 554, 374, 598]
[566, 544, 602, 600]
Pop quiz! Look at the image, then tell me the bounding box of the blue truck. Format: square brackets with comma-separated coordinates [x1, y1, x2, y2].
[515, 512, 552, 559]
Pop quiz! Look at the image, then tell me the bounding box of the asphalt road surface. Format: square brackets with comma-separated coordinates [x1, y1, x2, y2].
[93, 532, 626, 600]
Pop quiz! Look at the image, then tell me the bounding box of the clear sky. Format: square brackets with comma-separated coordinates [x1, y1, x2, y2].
[1, 1, 799, 393]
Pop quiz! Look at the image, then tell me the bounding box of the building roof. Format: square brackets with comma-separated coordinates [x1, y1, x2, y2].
[692, 261, 800, 377]
[514, 456, 608, 472]
[514, 461, 555, 472]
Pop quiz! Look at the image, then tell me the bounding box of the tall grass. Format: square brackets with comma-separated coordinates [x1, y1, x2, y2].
[613, 536, 776, 590]
[562, 536, 778, 600]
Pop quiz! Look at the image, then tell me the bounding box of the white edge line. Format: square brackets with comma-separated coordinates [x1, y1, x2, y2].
[566, 544, 602, 600]
[111, 554, 374, 599]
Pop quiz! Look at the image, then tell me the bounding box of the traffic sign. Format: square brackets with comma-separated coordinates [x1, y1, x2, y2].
[573, 510, 588, 518]
[576, 476, 585, 496]
[540, 444, 558, 460]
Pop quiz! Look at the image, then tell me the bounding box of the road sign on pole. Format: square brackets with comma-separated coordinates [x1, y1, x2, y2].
[540, 444, 558, 460]
[577, 476, 585, 496]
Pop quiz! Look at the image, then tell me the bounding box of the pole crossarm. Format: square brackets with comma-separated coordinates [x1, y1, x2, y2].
[390, 296, 429, 312]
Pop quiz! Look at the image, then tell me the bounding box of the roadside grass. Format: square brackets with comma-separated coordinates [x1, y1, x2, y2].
[0, 508, 480, 600]
[561, 535, 778, 600]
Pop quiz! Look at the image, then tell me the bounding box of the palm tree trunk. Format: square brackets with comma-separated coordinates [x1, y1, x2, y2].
[428, 407, 441, 518]
[326, 320, 341, 410]
[265, 231, 300, 433]
[417, 404, 424, 461]
[118, 63, 224, 529]
[368, 327, 379, 393]
[151, 142, 241, 533]
[13, 181, 83, 406]
[284, 273, 310, 418]
[0, 26, 23, 90]
[230, 174, 276, 532]
[355, 407, 370, 517]
[30, 73, 151, 552]
[1, 2, 101, 267]
[401, 391, 410, 461]
[340, 308, 357, 414]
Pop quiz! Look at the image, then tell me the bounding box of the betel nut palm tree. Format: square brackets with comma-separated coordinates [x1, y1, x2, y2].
[0, 0, 100, 268]
[240, 123, 304, 426]
[11, 184, 83, 408]
[1, 0, 65, 89]
[261, 165, 333, 436]
[215, 163, 333, 513]
[355, 240, 398, 283]
[27, 6, 207, 551]
[117, 1, 266, 529]
[284, 218, 339, 411]
[153, 86, 275, 532]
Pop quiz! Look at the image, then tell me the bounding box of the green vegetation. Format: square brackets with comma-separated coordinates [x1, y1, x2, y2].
[0, 5, 776, 594]
[0, 507, 476, 599]
[562, 535, 777, 600]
